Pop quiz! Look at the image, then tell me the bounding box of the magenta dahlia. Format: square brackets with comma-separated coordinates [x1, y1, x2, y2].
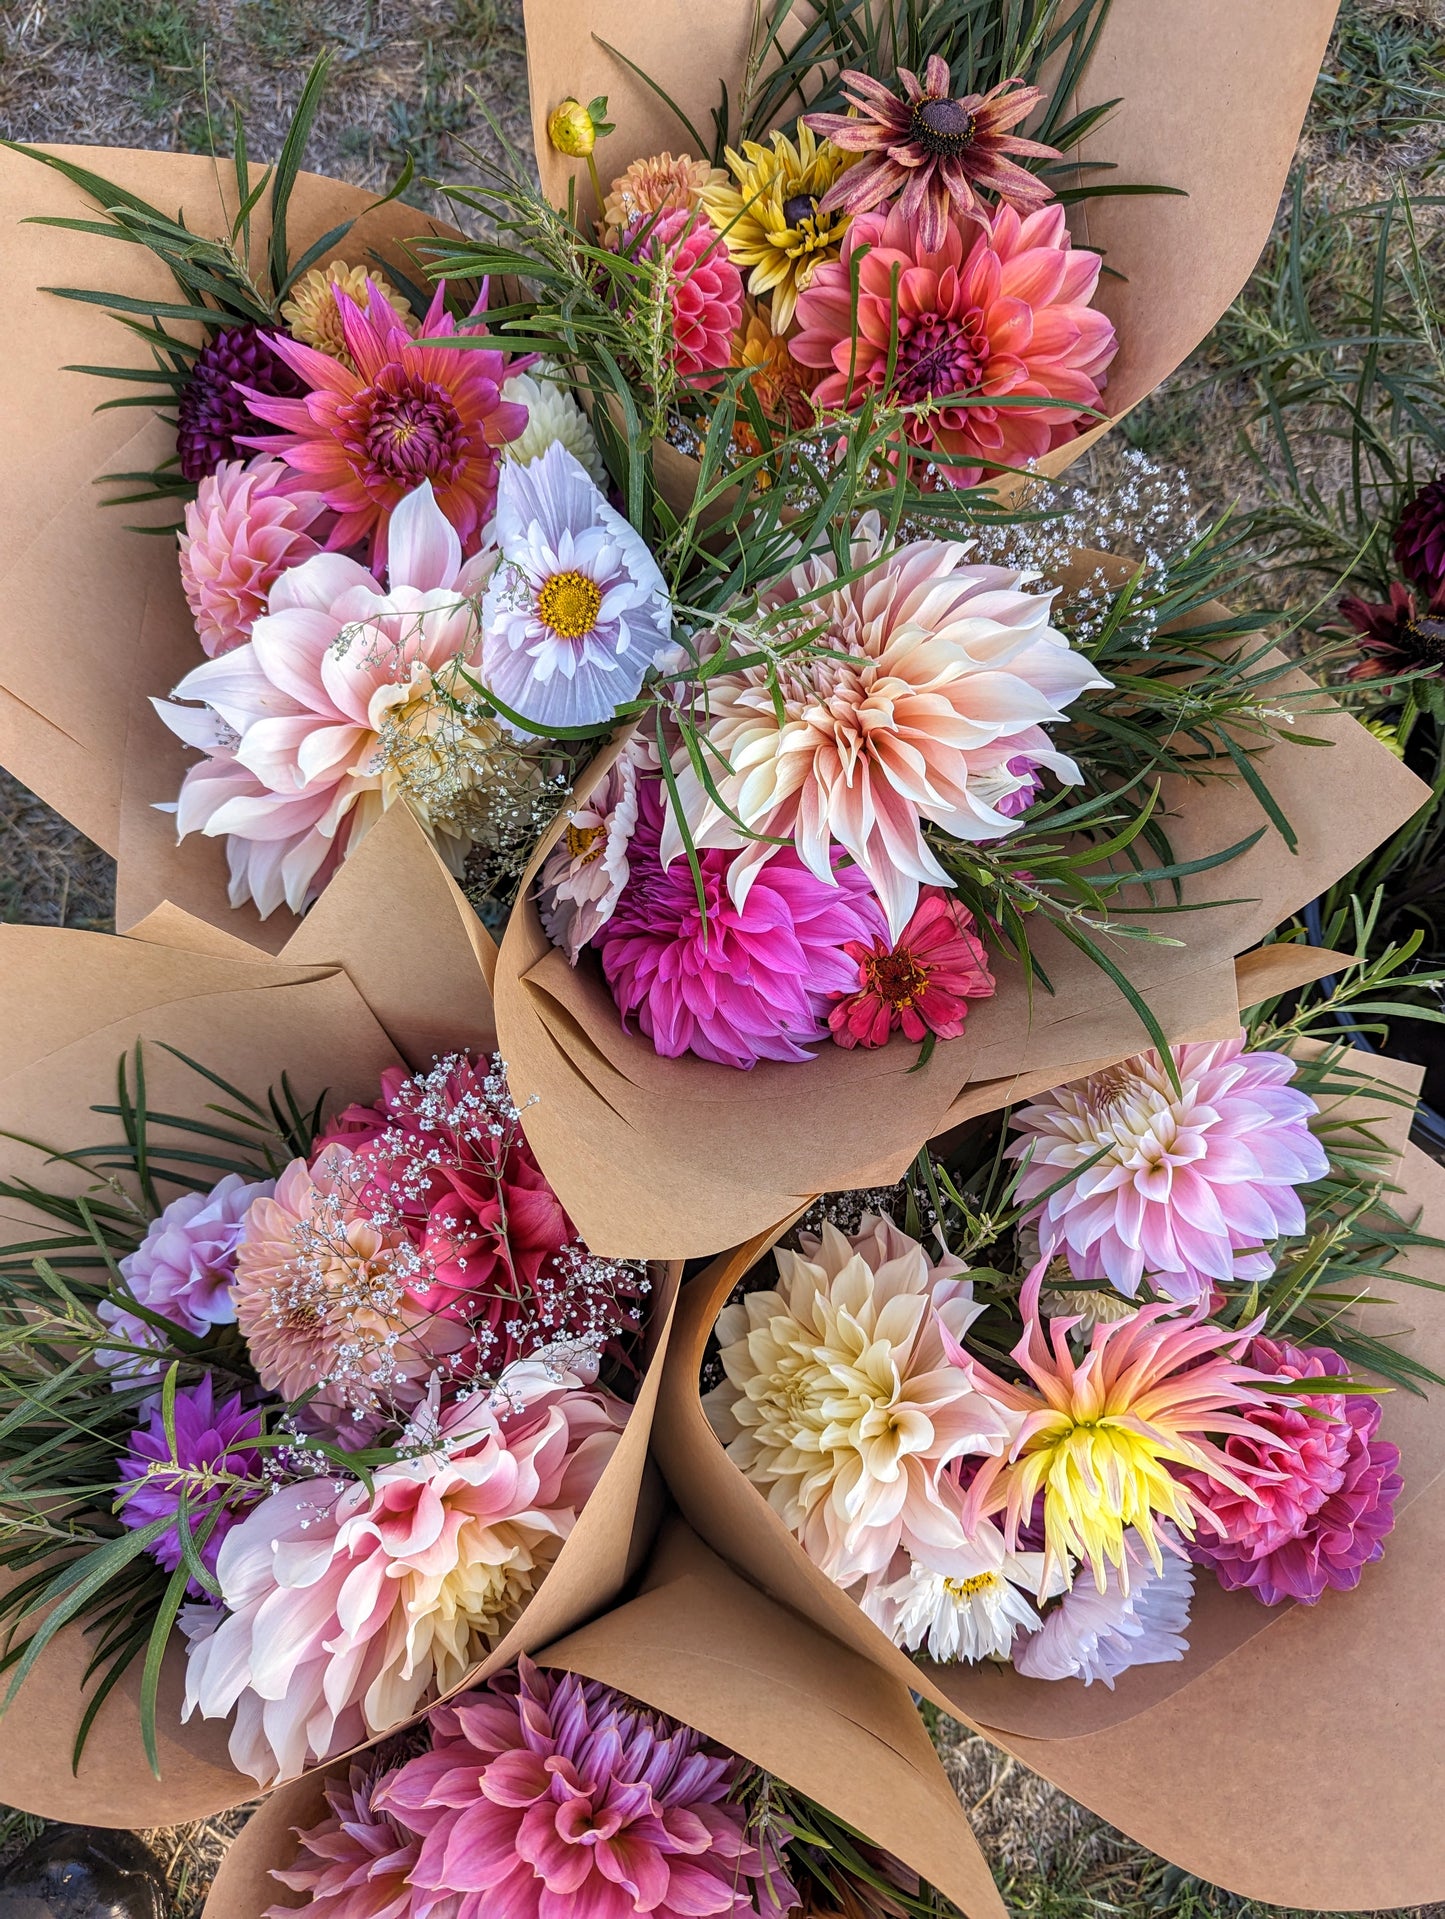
[594, 777, 888, 1068]
[789, 199, 1115, 487]
[1186, 1335, 1402, 1606]
[374, 1659, 795, 1919]
[267, 1759, 419, 1919]
[622, 207, 743, 382]
[243, 279, 527, 562]
[177, 324, 306, 482]
[1395, 472, 1445, 596]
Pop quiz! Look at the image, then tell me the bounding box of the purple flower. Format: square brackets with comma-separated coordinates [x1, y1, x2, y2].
[98, 1173, 273, 1389]
[1014, 1527, 1194, 1687]
[1187, 1336, 1402, 1606]
[374, 1658, 796, 1919]
[480, 442, 674, 731]
[117, 1378, 266, 1594]
[177, 325, 306, 483]
[596, 777, 889, 1067]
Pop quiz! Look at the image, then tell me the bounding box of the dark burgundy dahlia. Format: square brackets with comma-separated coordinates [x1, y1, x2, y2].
[176, 324, 306, 482]
[1395, 472, 1445, 597]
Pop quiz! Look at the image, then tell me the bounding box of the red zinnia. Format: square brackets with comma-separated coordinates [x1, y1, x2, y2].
[829, 887, 995, 1050]
[807, 61, 1058, 252]
[242, 280, 527, 563]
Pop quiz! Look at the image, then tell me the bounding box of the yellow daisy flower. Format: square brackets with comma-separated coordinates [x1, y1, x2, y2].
[701, 120, 856, 334]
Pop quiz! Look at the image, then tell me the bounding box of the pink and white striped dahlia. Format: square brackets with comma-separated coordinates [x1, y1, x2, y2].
[375, 1660, 795, 1919]
[156, 480, 496, 918]
[182, 1365, 626, 1785]
[704, 1213, 1013, 1582]
[662, 516, 1105, 937]
[1008, 1039, 1329, 1302]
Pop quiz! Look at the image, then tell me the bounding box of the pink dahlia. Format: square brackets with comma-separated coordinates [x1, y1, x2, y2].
[663, 517, 1104, 938]
[178, 456, 324, 657]
[622, 207, 743, 382]
[156, 479, 495, 918]
[1186, 1335, 1402, 1607]
[537, 739, 647, 962]
[267, 1759, 419, 1919]
[790, 199, 1115, 486]
[829, 887, 994, 1049]
[375, 1658, 794, 1919]
[243, 280, 527, 562]
[1008, 1039, 1329, 1303]
[183, 1366, 627, 1784]
[596, 777, 888, 1068]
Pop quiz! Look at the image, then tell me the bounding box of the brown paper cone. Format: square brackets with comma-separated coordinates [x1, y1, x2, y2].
[0, 914, 678, 1825]
[649, 1046, 1445, 1903]
[494, 566, 1427, 1259]
[525, 0, 1338, 491]
[0, 142, 458, 949]
[203, 1513, 1006, 1919]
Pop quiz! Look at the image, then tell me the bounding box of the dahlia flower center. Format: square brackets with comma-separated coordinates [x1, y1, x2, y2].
[782, 191, 819, 229]
[564, 820, 608, 864]
[863, 947, 929, 1010]
[1405, 615, 1445, 666]
[353, 375, 465, 484]
[537, 570, 603, 641]
[894, 309, 989, 406]
[911, 97, 978, 155]
[943, 1572, 998, 1600]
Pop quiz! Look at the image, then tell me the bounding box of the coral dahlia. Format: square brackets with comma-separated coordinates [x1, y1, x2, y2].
[789, 200, 1116, 487]
[244, 280, 526, 562]
[663, 516, 1105, 938]
[829, 887, 995, 1049]
[377, 1659, 794, 1919]
[1008, 1039, 1329, 1302]
[597, 777, 888, 1068]
[1186, 1335, 1402, 1606]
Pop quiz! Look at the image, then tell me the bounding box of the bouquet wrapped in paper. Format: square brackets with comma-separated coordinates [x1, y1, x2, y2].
[0, 810, 677, 1826]
[652, 942, 1445, 1907]
[202, 1517, 1009, 1919]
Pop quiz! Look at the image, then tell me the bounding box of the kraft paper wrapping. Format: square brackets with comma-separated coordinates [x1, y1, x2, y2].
[204, 1516, 1006, 1919]
[0, 910, 678, 1826]
[493, 582, 1428, 1258]
[651, 1052, 1445, 1907]
[0, 141, 458, 949]
[526, 0, 1340, 491]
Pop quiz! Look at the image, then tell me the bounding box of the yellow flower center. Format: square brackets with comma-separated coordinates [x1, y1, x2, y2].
[537, 570, 602, 640]
[564, 820, 609, 863]
[943, 1572, 999, 1600]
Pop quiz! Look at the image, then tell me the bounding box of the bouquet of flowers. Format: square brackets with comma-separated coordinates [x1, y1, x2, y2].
[652, 935, 1445, 1903]
[0, 909, 675, 1824]
[200, 1520, 1008, 1919]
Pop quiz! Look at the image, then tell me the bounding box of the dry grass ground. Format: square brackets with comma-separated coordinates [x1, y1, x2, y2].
[1, 0, 1443, 1913]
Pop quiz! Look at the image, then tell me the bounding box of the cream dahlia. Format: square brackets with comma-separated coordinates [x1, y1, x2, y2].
[279, 259, 415, 367]
[662, 515, 1107, 936]
[178, 456, 324, 657]
[183, 1364, 627, 1784]
[156, 479, 497, 918]
[704, 1213, 1013, 1581]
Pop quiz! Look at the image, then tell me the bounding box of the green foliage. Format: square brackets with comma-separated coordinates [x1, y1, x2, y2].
[1311, 7, 1445, 152]
[59, 0, 201, 118]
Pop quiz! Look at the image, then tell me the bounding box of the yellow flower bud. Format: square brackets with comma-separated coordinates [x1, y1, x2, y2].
[548, 98, 597, 159]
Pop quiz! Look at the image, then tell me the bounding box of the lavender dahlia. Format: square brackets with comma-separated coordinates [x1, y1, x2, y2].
[1008, 1039, 1328, 1302]
[374, 1659, 795, 1919]
[117, 1378, 265, 1594]
[596, 778, 889, 1068]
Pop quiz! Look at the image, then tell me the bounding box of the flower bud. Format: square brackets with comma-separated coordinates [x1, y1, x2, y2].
[548, 98, 597, 158]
